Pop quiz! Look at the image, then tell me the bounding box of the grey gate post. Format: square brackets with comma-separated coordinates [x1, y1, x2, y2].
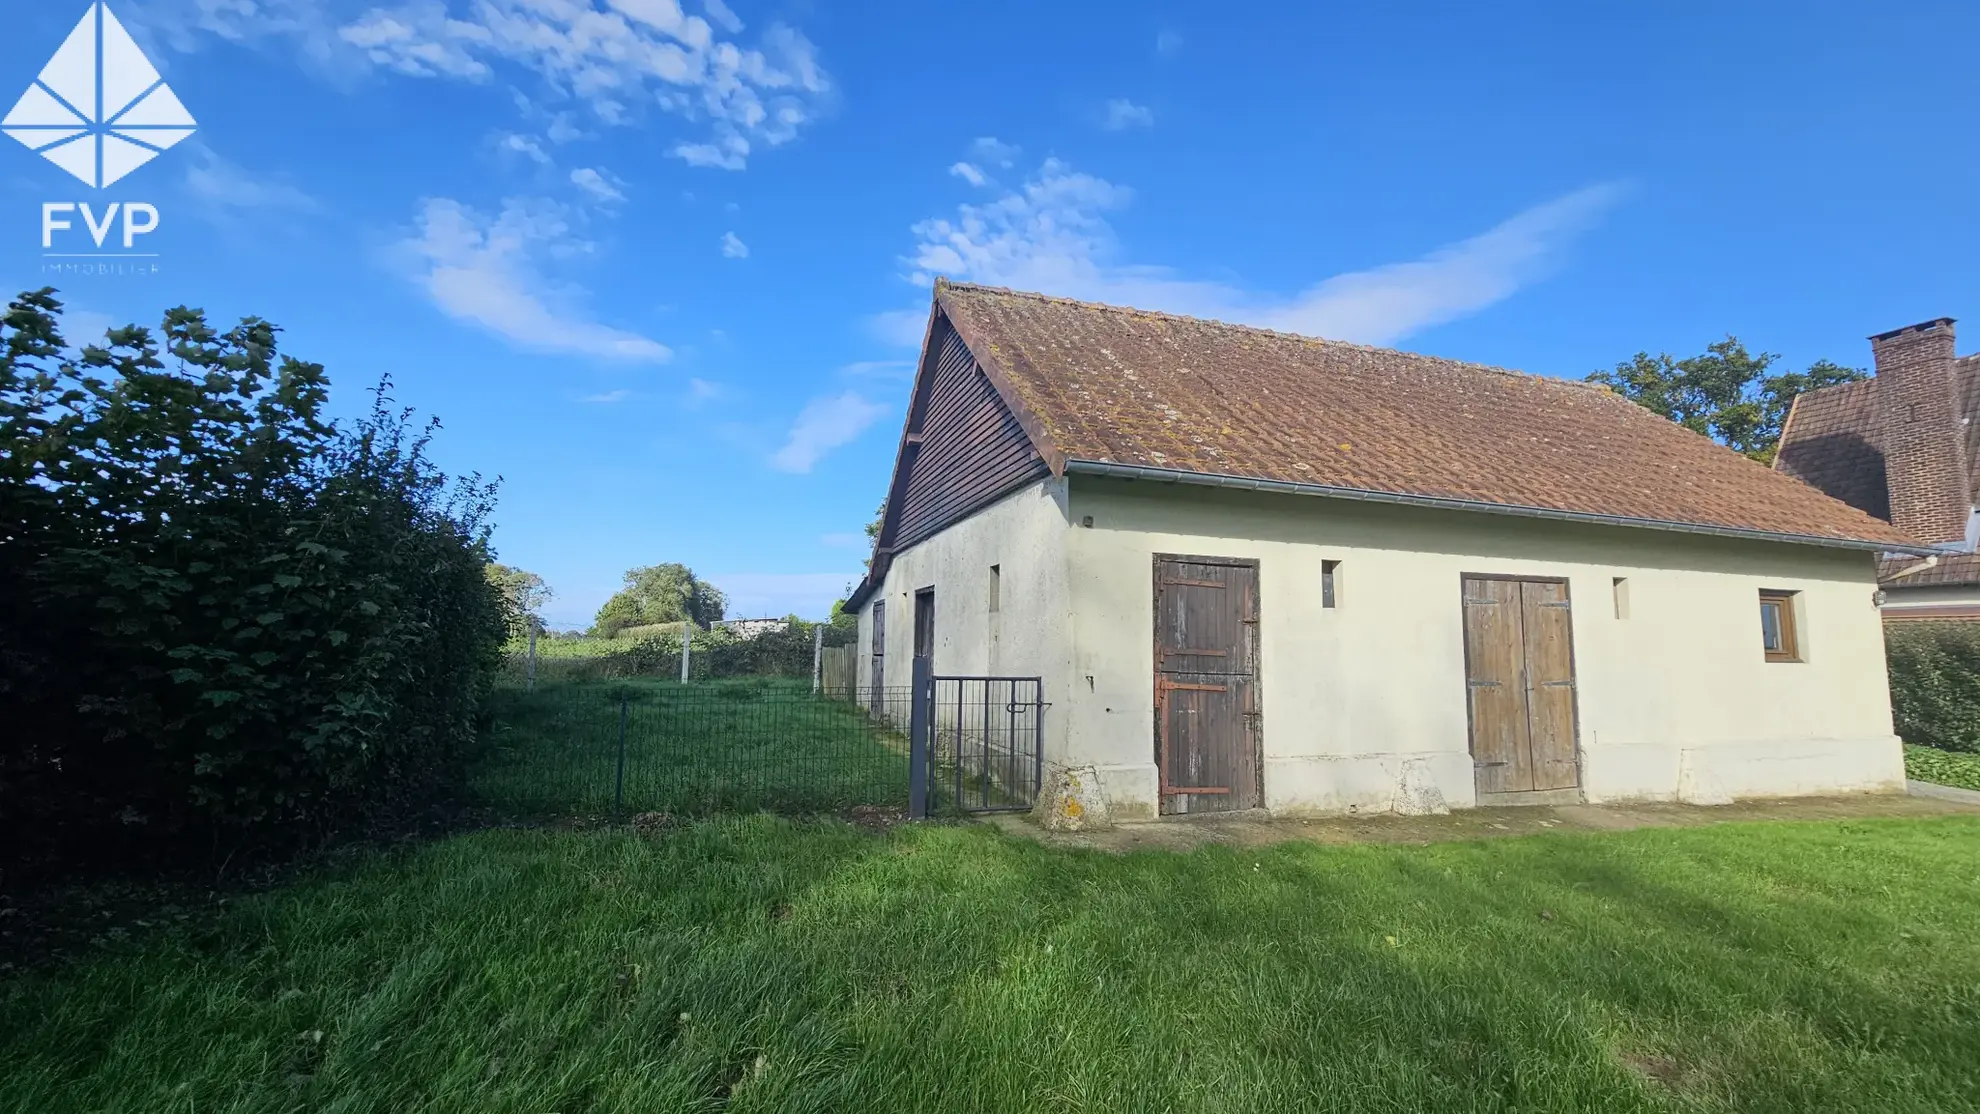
[680, 626, 692, 684]
[811, 624, 824, 695]
[908, 655, 932, 819]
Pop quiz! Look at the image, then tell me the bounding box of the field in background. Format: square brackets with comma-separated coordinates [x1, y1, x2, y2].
[4, 815, 1979, 1113]
[471, 678, 910, 817]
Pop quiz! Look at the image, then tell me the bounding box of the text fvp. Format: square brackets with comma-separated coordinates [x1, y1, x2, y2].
[42, 203, 160, 250]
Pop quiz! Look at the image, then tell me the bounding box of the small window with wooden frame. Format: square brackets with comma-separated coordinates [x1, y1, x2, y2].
[1758, 590, 1800, 663]
[1321, 560, 1341, 609]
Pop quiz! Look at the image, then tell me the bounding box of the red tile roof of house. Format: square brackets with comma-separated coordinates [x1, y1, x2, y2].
[1775, 355, 1980, 520]
[936, 281, 1925, 551]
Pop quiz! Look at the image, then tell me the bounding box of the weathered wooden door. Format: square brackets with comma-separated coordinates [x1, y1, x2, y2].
[914, 588, 935, 661]
[1153, 556, 1260, 814]
[869, 600, 886, 713]
[1461, 577, 1580, 797]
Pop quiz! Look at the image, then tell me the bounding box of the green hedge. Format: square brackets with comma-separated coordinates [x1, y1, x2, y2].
[1886, 622, 1980, 754]
[2, 291, 509, 877]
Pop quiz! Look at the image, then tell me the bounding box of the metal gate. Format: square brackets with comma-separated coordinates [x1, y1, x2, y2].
[908, 660, 1046, 817]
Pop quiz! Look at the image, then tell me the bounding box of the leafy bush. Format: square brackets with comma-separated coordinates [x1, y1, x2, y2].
[1885, 622, 1980, 754]
[1904, 745, 1980, 792]
[1, 289, 509, 876]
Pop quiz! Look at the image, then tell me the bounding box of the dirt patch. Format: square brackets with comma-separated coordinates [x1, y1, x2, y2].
[844, 804, 909, 832]
[1618, 1049, 1689, 1089]
[986, 791, 1980, 853]
[629, 811, 679, 834]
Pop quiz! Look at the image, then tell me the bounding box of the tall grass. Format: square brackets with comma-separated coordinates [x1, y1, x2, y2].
[2, 816, 1978, 1112]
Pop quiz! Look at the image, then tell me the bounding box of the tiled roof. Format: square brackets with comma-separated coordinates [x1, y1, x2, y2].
[936, 281, 1922, 550]
[1776, 357, 1980, 521]
[1772, 377, 1891, 522]
[1879, 552, 1980, 587]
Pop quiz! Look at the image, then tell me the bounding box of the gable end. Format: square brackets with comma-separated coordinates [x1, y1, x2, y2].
[849, 314, 1050, 609]
[891, 326, 1050, 551]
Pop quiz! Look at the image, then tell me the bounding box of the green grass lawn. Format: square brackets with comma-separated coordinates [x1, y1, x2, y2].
[5, 816, 1978, 1113]
[471, 678, 908, 816]
[1907, 745, 1980, 792]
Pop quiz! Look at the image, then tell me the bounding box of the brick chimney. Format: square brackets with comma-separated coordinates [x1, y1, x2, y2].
[1872, 317, 1970, 545]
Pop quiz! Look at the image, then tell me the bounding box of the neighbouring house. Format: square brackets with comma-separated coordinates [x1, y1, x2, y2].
[1775, 317, 1980, 622]
[715, 617, 791, 639]
[845, 281, 1936, 819]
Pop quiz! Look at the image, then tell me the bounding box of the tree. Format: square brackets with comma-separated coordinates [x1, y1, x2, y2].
[485, 562, 552, 636]
[824, 596, 860, 644]
[2, 288, 506, 871]
[592, 563, 726, 637]
[1587, 337, 1866, 465]
[863, 499, 885, 569]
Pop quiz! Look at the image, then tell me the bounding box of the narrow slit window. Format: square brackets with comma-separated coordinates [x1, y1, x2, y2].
[989, 565, 1001, 612]
[1321, 560, 1340, 609]
[1612, 577, 1630, 619]
[1759, 590, 1800, 662]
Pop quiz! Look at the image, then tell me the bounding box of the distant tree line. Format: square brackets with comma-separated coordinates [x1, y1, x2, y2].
[1, 290, 513, 880]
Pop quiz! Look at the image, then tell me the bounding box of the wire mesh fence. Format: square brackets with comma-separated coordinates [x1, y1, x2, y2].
[473, 677, 915, 817]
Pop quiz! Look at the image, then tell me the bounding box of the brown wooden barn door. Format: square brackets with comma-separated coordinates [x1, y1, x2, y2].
[1461, 577, 1580, 799]
[1518, 580, 1580, 791]
[1153, 556, 1260, 815]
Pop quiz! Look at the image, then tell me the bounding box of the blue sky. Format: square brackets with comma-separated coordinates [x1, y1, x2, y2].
[5, 0, 1979, 628]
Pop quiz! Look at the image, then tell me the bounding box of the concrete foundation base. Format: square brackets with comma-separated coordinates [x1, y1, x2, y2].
[1034, 764, 1115, 831]
[1082, 737, 1907, 820]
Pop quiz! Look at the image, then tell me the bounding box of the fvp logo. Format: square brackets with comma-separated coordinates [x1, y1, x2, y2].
[2, 2, 195, 270]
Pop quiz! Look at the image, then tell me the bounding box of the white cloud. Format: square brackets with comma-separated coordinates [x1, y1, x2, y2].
[969, 136, 1019, 168]
[182, 145, 319, 214]
[545, 113, 585, 144]
[498, 131, 552, 163]
[770, 391, 890, 472]
[570, 166, 627, 203]
[1155, 30, 1183, 57]
[674, 134, 750, 170]
[399, 196, 672, 361]
[1103, 98, 1154, 130]
[340, 6, 492, 77]
[704, 572, 860, 620]
[949, 161, 988, 187]
[702, 0, 743, 33]
[897, 159, 1626, 347]
[1249, 186, 1628, 343]
[582, 388, 632, 403]
[159, 0, 832, 171]
[867, 307, 931, 348]
[721, 230, 749, 258]
[686, 376, 721, 403]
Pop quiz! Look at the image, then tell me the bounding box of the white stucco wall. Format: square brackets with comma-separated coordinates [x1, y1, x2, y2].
[1061, 476, 1905, 818]
[858, 479, 1075, 757]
